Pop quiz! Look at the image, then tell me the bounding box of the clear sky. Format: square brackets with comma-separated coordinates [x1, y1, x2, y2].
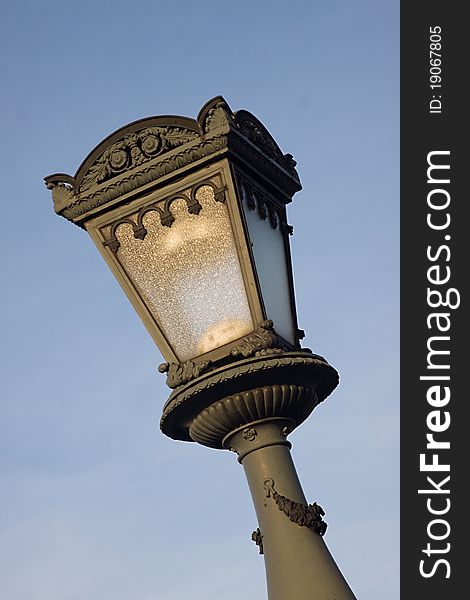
[0, 1, 399, 599]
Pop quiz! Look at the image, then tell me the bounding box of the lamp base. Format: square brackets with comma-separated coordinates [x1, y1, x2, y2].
[160, 351, 338, 444]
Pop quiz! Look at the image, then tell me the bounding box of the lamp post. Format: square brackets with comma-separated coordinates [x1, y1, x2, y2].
[45, 96, 356, 600]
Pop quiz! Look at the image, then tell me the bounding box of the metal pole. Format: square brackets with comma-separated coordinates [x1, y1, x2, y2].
[225, 419, 356, 600]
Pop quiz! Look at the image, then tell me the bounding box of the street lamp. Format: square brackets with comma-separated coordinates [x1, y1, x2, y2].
[45, 96, 356, 600]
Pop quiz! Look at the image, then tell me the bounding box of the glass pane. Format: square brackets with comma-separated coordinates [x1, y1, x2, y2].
[241, 184, 296, 345]
[114, 185, 253, 361]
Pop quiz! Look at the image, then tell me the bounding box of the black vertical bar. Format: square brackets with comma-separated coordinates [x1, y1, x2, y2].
[401, 3, 465, 598]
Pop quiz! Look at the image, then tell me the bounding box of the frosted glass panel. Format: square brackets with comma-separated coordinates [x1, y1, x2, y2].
[115, 186, 253, 361]
[242, 186, 295, 345]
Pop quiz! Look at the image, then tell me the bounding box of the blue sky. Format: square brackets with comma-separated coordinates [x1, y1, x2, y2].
[0, 1, 399, 598]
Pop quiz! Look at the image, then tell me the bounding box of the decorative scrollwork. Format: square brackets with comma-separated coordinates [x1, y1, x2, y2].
[251, 528, 264, 554]
[204, 102, 231, 131]
[46, 180, 76, 214]
[45, 97, 302, 223]
[54, 134, 228, 221]
[237, 117, 284, 164]
[263, 478, 327, 536]
[231, 320, 285, 359]
[242, 427, 257, 441]
[234, 115, 299, 178]
[79, 126, 199, 192]
[158, 359, 212, 389]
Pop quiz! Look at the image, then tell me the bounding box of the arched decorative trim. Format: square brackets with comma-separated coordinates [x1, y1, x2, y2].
[102, 180, 229, 252]
[164, 193, 200, 220]
[135, 205, 166, 236]
[104, 218, 139, 253]
[191, 179, 227, 204]
[74, 115, 201, 190]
